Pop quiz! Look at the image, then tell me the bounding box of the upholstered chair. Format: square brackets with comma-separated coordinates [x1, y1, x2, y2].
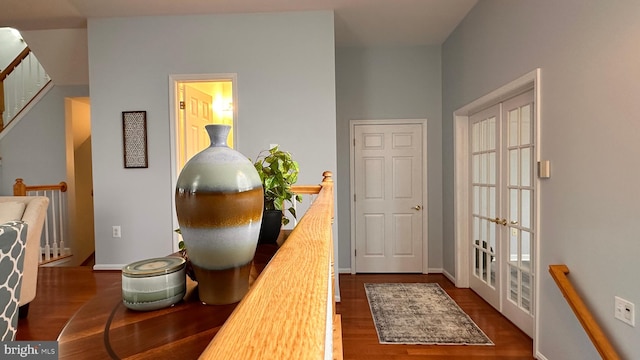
[0, 197, 49, 317]
[0, 221, 27, 341]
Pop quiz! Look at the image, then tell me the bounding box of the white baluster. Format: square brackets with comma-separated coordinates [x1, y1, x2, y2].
[50, 189, 59, 259]
[27, 54, 33, 97]
[43, 211, 51, 261]
[58, 191, 65, 255]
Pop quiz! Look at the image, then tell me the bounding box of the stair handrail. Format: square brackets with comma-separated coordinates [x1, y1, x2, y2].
[0, 47, 31, 82]
[0, 47, 31, 124]
[549, 264, 621, 360]
[13, 178, 67, 196]
[200, 171, 340, 359]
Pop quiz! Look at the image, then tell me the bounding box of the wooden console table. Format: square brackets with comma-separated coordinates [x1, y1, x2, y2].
[57, 244, 279, 360]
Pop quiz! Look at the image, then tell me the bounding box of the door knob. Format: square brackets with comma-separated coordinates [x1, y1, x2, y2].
[488, 217, 507, 226]
[510, 220, 518, 225]
[412, 205, 422, 211]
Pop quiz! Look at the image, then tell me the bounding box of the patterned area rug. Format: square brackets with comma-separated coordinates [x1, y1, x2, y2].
[364, 283, 494, 345]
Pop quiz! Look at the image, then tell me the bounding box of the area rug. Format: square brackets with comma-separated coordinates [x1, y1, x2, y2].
[364, 283, 494, 345]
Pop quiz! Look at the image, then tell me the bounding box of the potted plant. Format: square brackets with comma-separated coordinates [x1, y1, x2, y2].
[253, 146, 302, 244]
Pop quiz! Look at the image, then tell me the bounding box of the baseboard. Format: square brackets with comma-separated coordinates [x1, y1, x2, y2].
[443, 269, 457, 285]
[535, 351, 548, 360]
[338, 267, 352, 274]
[427, 267, 443, 274]
[93, 264, 126, 271]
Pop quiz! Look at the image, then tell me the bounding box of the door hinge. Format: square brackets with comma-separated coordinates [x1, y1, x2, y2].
[179, 101, 185, 110]
[353, 194, 356, 202]
[353, 138, 355, 146]
[355, 249, 357, 257]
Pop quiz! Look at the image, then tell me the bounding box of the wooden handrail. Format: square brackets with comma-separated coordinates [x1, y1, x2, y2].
[549, 265, 621, 360]
[13, 178, 68, 196]
[291, 184, 322, 195]
[201, 171, 338, 359]
[0, 47, 31, 82]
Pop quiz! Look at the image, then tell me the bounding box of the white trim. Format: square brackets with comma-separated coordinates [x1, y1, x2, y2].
[349, 119, 429, 274]
[453, 68, 540, 352]
[168, 73, 238, 253]
[93, 264, 126, 271]
[0, 81, 54, 141]
[338, 267, 352, 274]
[427, 267, 443, 274]
[535, 351, 549, 360]
[442, 269, 456, 285]
[533, 68, 542, 357]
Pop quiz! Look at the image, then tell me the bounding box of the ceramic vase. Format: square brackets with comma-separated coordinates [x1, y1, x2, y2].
[175, 124, 263, 305]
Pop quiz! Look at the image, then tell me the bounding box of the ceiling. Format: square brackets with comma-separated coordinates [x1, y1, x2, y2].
[0, 0, 477, 46]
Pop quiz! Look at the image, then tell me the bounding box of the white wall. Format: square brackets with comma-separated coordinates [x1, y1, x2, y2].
[442, 0, 640, 358]
[87, 12, 337, 267]
[20, 29, 89, 86]
[0, 85, 89, 195]
[335, 46, 442, 272]
[0, 27, 26, 71]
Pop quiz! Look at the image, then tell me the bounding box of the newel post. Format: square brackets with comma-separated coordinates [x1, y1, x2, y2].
[13, 178, 26, 196]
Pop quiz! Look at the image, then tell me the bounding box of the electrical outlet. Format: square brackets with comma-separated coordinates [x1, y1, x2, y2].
[614, 296, 635, 327]
[112, 226, 121, 238]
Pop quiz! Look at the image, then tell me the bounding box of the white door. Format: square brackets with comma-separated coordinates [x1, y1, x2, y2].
[353, 122, 425, 273]
[468, 90, 535, 337]
[184, 85, 213, 166]
[469, 104, 501, 310]
[501, 91, 535, 337]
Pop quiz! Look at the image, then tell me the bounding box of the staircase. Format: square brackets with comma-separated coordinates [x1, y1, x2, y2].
[0, 39, 52, 135]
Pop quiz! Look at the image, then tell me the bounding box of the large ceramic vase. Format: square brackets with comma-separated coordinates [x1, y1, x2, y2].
[175, 124, 263, 305]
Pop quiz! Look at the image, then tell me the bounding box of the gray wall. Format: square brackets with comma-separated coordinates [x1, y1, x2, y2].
[0, 28, 26, 71]
[87, 12, 337, 267]
[442, 0, 640, 358]
[0, 85, 89, 195]
[335, 46, 442, 271]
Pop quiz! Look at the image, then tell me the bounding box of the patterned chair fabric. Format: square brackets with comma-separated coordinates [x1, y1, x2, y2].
[0, 221, 27, 341]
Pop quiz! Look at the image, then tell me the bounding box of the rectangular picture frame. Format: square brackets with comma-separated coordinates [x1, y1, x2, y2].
[122, 111, 148, 168]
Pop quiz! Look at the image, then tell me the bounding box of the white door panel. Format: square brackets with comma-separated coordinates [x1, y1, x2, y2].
[469, 104, 501, 310]
[468, 90, 535, 338]
[354, 123, 424, 273]
[501, 90, 535, 337]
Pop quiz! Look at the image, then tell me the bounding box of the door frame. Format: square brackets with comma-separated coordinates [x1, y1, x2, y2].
[453, 69, 540, 341]
[168, 73, 238, 252]
[349, 119, 429, 274]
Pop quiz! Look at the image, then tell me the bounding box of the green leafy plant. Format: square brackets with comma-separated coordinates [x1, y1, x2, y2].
[253, 146, 302, 225]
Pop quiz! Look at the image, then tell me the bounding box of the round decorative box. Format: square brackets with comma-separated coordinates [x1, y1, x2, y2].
[122, 256, 187, 311]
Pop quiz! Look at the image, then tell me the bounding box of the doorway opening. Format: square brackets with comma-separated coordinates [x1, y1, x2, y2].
[64, 96, 95, 266]
[349, 119, 428, 274]
[168, 73, 238, 251]
[453, 69, 540, 340]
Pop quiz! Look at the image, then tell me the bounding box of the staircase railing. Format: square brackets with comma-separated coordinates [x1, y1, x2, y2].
[14, 178, 70, 264]
[0, 46, 51, 131]
[549, 264, 621, 360]
[200, 171, 342, 359]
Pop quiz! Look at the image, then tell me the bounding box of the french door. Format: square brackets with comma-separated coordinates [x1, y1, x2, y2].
[469, 90, 535, 337]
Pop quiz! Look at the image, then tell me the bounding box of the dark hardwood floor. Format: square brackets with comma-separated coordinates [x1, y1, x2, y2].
[17, 268, 534, 359]
[337, 274, 534, 359]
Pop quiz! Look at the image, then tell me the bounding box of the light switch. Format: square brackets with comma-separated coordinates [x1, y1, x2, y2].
[538, 160, 550, 179]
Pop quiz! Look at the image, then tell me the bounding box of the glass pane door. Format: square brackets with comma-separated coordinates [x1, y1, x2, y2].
[502, 90, 535, 337]
[469, 104, 501, 310]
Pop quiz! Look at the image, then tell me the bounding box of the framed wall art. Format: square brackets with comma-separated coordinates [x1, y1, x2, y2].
[122, 111, 148, 168]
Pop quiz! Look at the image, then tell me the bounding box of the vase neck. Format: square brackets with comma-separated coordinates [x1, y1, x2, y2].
[206, 124, 231, 147]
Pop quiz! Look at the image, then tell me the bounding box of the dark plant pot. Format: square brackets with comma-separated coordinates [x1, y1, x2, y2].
[258, 210, 283, 244]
